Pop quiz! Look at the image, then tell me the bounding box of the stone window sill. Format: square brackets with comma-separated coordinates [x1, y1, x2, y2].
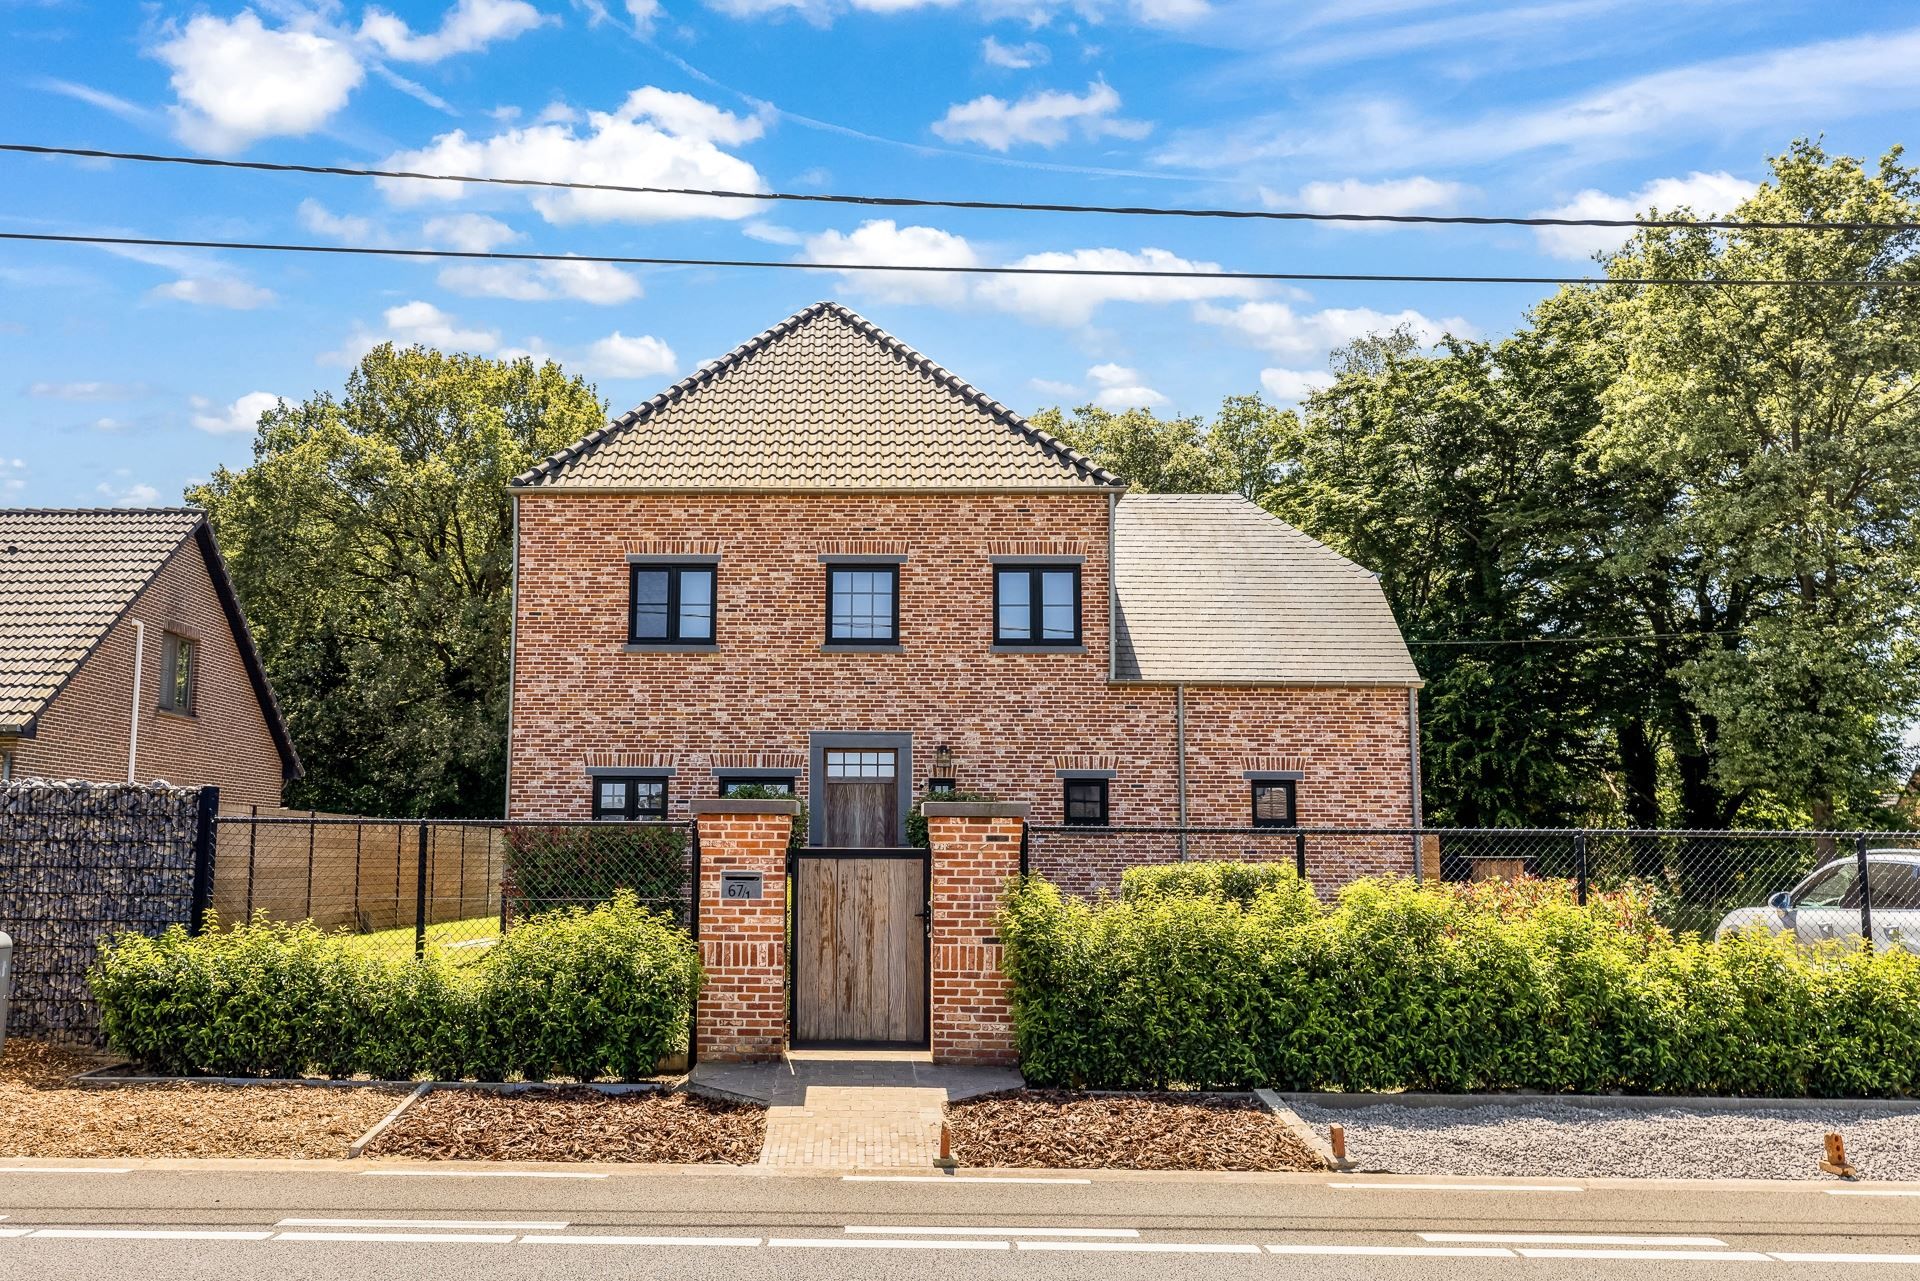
[991, 644, 1087, 654]
[819, 643, 904, 654]
[622, 643, 721, 653]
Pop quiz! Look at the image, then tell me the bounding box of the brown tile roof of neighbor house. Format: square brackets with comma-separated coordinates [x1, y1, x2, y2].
[512, 301, 1122, 492]
[1112, 494, 1423, 687]
[0, 507, 302, 775]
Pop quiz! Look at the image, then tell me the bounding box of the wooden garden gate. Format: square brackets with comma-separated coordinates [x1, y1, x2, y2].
[790, 848, 928, 1048]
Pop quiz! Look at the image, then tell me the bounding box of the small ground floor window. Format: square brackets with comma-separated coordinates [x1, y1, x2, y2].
[1063, 777, 1109, 826]
[1251, 779, 1297, 827]
[593, 775, 668, 820]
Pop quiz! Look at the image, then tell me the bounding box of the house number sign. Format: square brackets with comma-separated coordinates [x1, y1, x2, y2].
[721, 872, 764, 900]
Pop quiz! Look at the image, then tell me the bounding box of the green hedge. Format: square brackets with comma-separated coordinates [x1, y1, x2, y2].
[999, 868, 1920, 1096]
[91, 892, 701, 1081]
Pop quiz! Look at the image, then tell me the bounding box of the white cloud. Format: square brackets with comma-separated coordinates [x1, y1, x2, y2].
[298, 198, 383, 243]
[148, 277, 276, 309]
[379, 87, 769, 223]
[153, 11, 364, 153]
[582, 331, 678, 378]
[803, 219, 983, 306]
[422, 213, 522, 252]
[626, 0, 664, 28]
[1, 458, 23, 497]
[97, 480, 162, 508]
[360, 0, 548, 63]
[1087, 362, 1167, 410]
[27, 381, 149, 401]
[1534, 170, 1755, 261]
[1266, 176, 1471, 216]
[933, 81, 1148, 152]
[703, 0, 1203, 25]
[1198, 300, 1468, 359]
[743, 220, 805, 245]
[324, 300, 501, 365]
[189, 391, 281, 435]
[1030, 377, 1080, 398]
[981, 36, 1048, 69]
[979, 246, 1259, 327]
[437, 257, 644, 304]
[1259, 367, 1336, 404]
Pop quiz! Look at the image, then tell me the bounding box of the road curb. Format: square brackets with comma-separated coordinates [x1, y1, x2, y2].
[1277, 1091, 1920, 1115]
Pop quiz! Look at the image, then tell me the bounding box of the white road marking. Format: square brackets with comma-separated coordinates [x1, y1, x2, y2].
[1824, 1188, 1920, 1197]
[28, 1229, 274, 1241]
[273, 1231, 519, 1244]
[277, 1218, 569, 1230]
[358, 1169, 607, 1180]
[1268, 1244, 1517, 1258]
[841, 1175, 1091, 1184]
[519, 1235, 761, 1248]
[1423, 1233, 1729, 1247]
[1019, 1241, 1261, 1254]
[1772, 1253, 1920, 1264]
[771, 1238, 1011, 1250]
[1516, 1247, 1773, 1261]
[844, 1226, 1138, 1238]
[1328, 1181, 1582, 1193]
[0, 1229, 32, 1238]
[0, 1167, 131, 1175]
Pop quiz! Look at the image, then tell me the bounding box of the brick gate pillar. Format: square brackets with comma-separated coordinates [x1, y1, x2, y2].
[691, 799, 796, 1063]
[925, 800, 1027, 1066]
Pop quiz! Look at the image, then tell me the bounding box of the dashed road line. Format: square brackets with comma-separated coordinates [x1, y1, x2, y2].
[1515, 1247, 1774, 1262]
[273, 1230, 519, 1244]
[519, 1235, 761, 1247]
[1772, 1253, 1920, 1264]
[1422, 1233, 1729, 1247]
[0, 1167, 131, 1175]
[358, 1169, 607, 1180]
[1018, 1241, 1261, 1254]
[841, 1175, 1092, 1184]
[277, 1218, 570, 1230]
[771, 1237, 1011, 1250]
[0, 1230, 31, 1239]
[1269, 1244, 1517, 1258]
[1824, 1188, 1920, 1197]
[28, 1229, 274, 1241]
[1328, 1181, 1583, 1193]
[844, 1225, 1138, 1237]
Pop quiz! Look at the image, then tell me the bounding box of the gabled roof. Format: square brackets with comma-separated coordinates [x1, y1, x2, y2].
[1112, 494, 1422, 687]
[513, 301, 1122, 492]
[0, 508, 303, 778]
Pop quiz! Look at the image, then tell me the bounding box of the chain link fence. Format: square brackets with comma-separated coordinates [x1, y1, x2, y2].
[211, 815, 694, 965]
[1026, 825, 1920, 942]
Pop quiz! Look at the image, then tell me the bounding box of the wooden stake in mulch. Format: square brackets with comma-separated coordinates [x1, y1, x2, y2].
[934, 1121, 958, 1170]
[1819, 1132, 1858, 1179]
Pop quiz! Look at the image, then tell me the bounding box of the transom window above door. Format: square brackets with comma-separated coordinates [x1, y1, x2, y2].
[825, 749, 897, 779]
[629, 564, 716, 645]
[995, 565, 1080, 646]
[826, 565, 899, 645]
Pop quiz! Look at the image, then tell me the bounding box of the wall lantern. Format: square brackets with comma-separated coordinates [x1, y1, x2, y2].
[929, 744, 957, 794]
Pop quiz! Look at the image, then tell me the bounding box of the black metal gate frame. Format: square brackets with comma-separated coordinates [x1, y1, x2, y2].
[786, 845, 931, 1052]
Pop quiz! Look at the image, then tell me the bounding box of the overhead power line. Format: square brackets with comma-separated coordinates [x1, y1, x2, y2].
[4, 231, 1915, 288]
[7, 143, 1920, 233]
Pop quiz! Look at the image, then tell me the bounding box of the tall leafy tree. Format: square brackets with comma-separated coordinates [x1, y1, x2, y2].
[190, 344, 606, 817]
[1032, 395, 1294, 499]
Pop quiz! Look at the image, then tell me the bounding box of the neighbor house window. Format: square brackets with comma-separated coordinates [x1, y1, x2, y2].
[629, 565, 716, 645]
[995, 566, 1080, 645]
[1063, 777, 1109, 826]
[157, 632, 196, 714]
[826, 565, 899, 644]
[1251, 779, 1297, 828]
[718, 776, 795, 797]
[593, 776, 668, 820]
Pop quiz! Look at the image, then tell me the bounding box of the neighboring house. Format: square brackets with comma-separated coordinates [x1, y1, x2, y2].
[506, 302, 1421, 864]
[0, 508, 300, 806]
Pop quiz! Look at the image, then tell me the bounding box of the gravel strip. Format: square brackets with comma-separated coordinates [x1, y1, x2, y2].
[946, 1089, 1327, 1172]
[1, 1039, 407, 1159]
[363, 1087, 766, 1163]
[1290, 1099, 1920, 1181]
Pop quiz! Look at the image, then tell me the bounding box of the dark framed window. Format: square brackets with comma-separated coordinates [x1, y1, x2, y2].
[592, 775, 668, 820]
[157, 632, 196, 714]
[826, 565, 899, 644]
[1063, 777, 1109, 826]
[629, 564, 716, 644]
[1251, 779, 1297, 828]
[718, 776, 796, 797]
[994, 565, 1081, 646]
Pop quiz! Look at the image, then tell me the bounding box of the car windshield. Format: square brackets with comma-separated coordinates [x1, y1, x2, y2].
[1866, 860, 1920, 910]
[1796, 863, 1861, 909]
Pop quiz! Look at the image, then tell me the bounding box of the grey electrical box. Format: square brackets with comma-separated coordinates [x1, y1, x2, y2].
[721, 872, 764, 901]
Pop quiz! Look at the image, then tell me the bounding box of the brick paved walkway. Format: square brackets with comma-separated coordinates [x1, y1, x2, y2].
[689, 1051, 1023, 1170]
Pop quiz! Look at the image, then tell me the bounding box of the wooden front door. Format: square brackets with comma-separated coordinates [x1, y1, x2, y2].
[821, 748, 900, 847]
[792, 852, 928, 1047]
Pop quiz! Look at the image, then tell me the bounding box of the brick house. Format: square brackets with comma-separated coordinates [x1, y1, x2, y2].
[0, 508, 300, 807]
[506, 301, 1421, 1056]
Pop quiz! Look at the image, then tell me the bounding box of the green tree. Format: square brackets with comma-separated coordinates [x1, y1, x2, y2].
[1032, 394, 1294, 500]
[189, 344, 606, 817]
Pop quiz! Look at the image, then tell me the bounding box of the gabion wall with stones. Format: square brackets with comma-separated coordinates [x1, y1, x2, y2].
[0, 778, 206, 1038]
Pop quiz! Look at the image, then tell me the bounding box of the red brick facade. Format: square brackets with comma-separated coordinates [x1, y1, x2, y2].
[1, 534, 288, 810]
[508, 491, 1417, 871]
[691, 803, 793, 1062]
[927, 806, 1024, 1065]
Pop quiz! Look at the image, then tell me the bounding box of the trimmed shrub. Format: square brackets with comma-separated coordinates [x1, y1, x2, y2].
[89, 893, 701, 1081]
[999, 867, 1920, 1096]
[504, 823, 688, 920]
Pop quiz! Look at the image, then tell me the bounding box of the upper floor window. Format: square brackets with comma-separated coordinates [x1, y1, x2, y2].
[594, 775, 668, 820]
[1251, 779, 1297, 828]
[157, 632, 196, 714]
[995, 566, 1080, 646]
[630, 564, 715, 645]
[826, 565, 899, 645]
[1063, 777, 1109, 826]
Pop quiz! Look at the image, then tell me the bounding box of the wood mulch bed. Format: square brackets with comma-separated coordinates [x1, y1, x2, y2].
[362, 1087, 766, 1164]
[0, 1039, 406, 1159]
[945, 1089, 1327, 1172]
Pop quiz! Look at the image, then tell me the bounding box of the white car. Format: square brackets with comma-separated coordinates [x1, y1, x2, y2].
[1716, 850, 1920, 954]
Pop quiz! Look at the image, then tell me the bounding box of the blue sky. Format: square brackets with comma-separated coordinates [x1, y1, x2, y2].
[2, 0, 1918, 508]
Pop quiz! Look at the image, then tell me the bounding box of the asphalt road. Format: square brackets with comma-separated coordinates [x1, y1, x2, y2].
[3, 1160, 1919, 1280]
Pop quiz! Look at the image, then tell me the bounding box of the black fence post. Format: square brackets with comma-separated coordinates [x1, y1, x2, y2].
[414, 821, 430, 960]
[1294, 828, 1307, 880]
[1574, 832, 1589, 906]
[1856, 833, 1875, 949]
[188, 786, 220, 935]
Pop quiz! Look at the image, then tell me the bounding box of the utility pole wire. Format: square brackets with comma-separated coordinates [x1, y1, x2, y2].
[4, 231, 1917, 287]
[6, 143, 1920, 233]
